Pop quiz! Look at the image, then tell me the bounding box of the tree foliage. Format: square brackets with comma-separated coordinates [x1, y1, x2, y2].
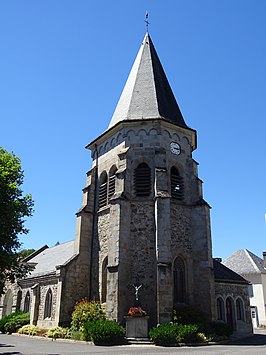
[0, 147, 34, 293]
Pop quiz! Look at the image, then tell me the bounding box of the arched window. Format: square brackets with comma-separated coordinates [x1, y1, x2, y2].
[171, 167, 184, 200]
[24, 291, 30, 313]
[3, 289, 13, 317]
[134, 163, 151, 197]
[99, 171, 108, 208]
[16, 290, 22, 311]
[108, 166, 117, 201]
[226, 297, 235, 329]
[44, 288, 53, 319]
[173, 257, 186, 304]
[216, 297, 225, 321]
[236, 298, 244, 320]
[101, 257, 108, 303]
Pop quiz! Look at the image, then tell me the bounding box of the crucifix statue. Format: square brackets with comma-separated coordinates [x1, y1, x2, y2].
[132, 284, 142, 301]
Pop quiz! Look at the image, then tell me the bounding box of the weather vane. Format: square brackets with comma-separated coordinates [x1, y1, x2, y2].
[145, 11, 149, 33]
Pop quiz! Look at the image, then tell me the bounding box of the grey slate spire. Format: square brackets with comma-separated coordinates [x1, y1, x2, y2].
[108, 33, 187, 129]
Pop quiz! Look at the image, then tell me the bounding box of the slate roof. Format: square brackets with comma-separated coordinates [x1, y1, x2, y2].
[108, 33, 187, 129]
[213, 259, 249, 284]
[223, 249, 266, 275]
[24, 240, 75, 279]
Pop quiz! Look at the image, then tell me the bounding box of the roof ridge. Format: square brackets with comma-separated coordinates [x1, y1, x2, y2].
[244, 249, 262, 273]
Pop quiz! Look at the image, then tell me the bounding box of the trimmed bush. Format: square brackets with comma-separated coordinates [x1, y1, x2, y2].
[149, 323, 179, 345]
[83, 319, 125, 345]
[149, 323, 202, 346]
[71, 300, 105, 331]
[18, 324, 47, 336]
[46, 326, 68, 339]
[0, 312, 30, 334]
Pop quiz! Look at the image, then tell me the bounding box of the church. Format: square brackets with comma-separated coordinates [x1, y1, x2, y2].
[0, 30, 253, 336]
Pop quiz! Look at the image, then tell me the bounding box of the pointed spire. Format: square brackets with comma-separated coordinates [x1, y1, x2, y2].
[108, 33, 187, 129]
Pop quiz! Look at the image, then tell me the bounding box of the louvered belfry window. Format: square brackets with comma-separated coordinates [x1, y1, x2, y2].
[99, 172, 108, 208]
[108, 166, 117, 201]
[134, 163, 151, 197]
[171, 167, 184, 200]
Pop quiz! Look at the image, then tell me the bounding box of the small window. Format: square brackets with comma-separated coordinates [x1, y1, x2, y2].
[217, 297, 225, 320]
[173, 257, 186, 304]
[248, 284, 254, 298]
[101, 257, 108, 303]
[236, 298, 244, 320]
[99, 171, 108, 208]
[134, 163, 151, 197]
[44, 289, 53, 319]
[171, 167, 184, 200]
[24, 291, 30, 313]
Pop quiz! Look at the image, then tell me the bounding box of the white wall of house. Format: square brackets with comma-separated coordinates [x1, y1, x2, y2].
[243, 273, 266, 326]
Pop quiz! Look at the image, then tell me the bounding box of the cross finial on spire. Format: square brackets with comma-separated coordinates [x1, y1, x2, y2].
[145, 11, 149, 33]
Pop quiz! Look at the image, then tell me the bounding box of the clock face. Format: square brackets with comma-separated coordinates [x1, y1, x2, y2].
[170, 142, 181, 155]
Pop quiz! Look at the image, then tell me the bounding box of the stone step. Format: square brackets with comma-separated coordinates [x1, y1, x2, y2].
[127, 337, 154, 345]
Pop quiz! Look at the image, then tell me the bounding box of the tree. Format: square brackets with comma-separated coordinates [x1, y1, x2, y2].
[0, 147, 34, 294]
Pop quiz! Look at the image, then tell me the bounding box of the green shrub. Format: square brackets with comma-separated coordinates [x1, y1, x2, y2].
[149, 323, 179, 345]
[149, 323, 203, 346]
[0, 311, 29, 333]
[173, 305, 208, 325]
[46, 326, 68, 339]
[83, 319, 125, 345]
[0, 312, 30, 334]
[71, 300, 105, 331]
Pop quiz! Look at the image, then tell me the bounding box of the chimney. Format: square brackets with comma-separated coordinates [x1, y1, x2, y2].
[214, 257, 222, 263]
[263, 252, 266, 268]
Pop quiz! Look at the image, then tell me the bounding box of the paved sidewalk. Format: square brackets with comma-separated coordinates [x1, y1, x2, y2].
[0, 329, 266, 355]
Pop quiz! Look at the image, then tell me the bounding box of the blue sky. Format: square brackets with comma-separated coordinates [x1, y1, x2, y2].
[1, 0, 265, 260]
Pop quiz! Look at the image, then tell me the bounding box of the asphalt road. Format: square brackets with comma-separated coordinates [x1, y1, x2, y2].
[1, 329, 266, 355]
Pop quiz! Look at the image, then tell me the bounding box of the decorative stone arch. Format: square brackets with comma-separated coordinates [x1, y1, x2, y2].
[226, 296, 236, 330]
[24, 290, 30, 313]
[3, 289, 13, 317]
[110, 137, 116, 148]
[163, 129, 172, 139]
[44, 288, 53, 319]
[148, 127, 159, 136]
[101, 256, 108, 303]
[235, 297, 245, 321]
[173, 256, 186, 305]
[172, 132, 181, 141]
[170, 166, 184, 200]
[116, 132, 123, 144]
[103, 141, 110, 152]
[136, 128, 148, 137]
[216, 296, 225, 321]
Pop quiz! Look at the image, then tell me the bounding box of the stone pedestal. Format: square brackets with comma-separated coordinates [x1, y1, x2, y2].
[125, 316, 149, 338]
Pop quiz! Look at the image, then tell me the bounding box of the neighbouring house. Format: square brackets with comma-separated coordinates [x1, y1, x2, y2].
[0, 30, 253, 337]
[223, 249, 266, 328]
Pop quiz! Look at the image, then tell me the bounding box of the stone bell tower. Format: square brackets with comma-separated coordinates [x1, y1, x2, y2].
[74, 32, 215, 326]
